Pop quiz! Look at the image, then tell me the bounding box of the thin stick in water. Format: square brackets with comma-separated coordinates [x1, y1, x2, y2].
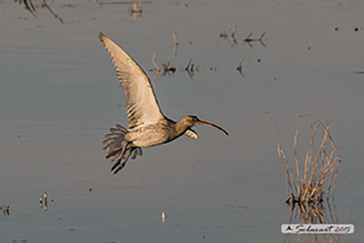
[152, 53, 160, 71]
[173, 32, 178, 45]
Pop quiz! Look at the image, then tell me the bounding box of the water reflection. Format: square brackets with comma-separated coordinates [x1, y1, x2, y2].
[5, 0, 363, 241]
[161, 211, 166, 223]
[184, 58, 199, 80]
[161, 61, 176, 76]
[219, 24, 266, 48]
[272, 121, 352, 242]
[220, 24, 238, 48]
[284, 199, 352, 243]
[95, 1, 149, 21]
[0, 205, 10, 216]
[149, 54, 178, 86]
[38, 192, 48, 211]
[173, 32, 179, 56]
[236, 58, 245, 78]
[244, 32, 266, 47]
[12, 240, 27, 243]
[95, 0, 151, 6]
[151, 70, 160, 87]
[127, 3, 143, 21]
[16, 0, 149, 22]
[173, 44, 178, 56]
[149, 56, 200, 83]
[15, 0, 63, 23]
[219, 23, 232, 38]
[272, 121, 349, 205]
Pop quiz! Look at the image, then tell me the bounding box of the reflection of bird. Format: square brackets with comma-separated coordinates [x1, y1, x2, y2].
[99, 32, 229, 174]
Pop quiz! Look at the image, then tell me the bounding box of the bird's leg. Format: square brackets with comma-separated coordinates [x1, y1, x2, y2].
[120, 141, 131, 157]
[113, 148, 133, 174]
[111, 141, 131, 172]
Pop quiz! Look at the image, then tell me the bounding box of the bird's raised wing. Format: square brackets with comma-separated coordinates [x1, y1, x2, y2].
[99, 32, 164, 129]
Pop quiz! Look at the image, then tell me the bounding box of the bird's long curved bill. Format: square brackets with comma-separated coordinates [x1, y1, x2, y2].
[197, 121, 229, 136]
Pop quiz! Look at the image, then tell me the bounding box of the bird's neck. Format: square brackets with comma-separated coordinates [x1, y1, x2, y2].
[174, 121, 190, 138]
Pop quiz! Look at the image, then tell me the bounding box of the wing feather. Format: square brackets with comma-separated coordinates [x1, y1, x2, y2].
[184, 128, 199, 139]
[99, 32, 164, 128]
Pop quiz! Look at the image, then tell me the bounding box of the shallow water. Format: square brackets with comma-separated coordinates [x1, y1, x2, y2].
[1, 0, 363, 242]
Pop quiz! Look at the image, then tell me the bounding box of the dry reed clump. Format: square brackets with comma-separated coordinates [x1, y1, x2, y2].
[274, 121, 353, 243]
[271, 121, 350, 207]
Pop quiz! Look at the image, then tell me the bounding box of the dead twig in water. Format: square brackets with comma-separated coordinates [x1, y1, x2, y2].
[185, 58, 192, 71]
[152, 70, 160, 88]
[161, 61, 176, 76]
[173, 32, 179, 56]
[184, 58, 199, 79]
[273, 121, 352, 243]
[16, 0, 63, 23]
[127, 2, 143, 20]
[0, 205, 10, 216]
[152, 53, 160, 72]
[271, 121, 350, 205]
[231, 25, 237, 38]
[244, 32, 266, 47]
[236, 58, 244, 77]
[39, 192, 48, 211]
[42, 0, 63, 23]
[132, 2, 142, 13]
[220, 23, 232, 37]
[173, 44, 178, 56]
[173, 32, 179, 45]
[220, 24, 238, 48]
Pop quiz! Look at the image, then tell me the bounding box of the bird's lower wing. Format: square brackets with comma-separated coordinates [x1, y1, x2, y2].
[184, 128, 198, 139]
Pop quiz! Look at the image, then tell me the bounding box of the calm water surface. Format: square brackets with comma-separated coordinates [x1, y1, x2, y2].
[1, 0, 363, 242]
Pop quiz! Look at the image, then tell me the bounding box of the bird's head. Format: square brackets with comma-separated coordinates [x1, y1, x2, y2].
[183, 115, 229, 136]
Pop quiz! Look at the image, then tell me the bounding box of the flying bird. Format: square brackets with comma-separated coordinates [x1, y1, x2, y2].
[99, 32, 229, 174]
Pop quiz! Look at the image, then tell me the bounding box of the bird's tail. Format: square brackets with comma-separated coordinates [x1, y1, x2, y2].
[102, 124, 143, 174]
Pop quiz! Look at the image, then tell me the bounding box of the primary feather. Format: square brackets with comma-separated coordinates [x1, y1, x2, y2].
[99, 32, 164, 129]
